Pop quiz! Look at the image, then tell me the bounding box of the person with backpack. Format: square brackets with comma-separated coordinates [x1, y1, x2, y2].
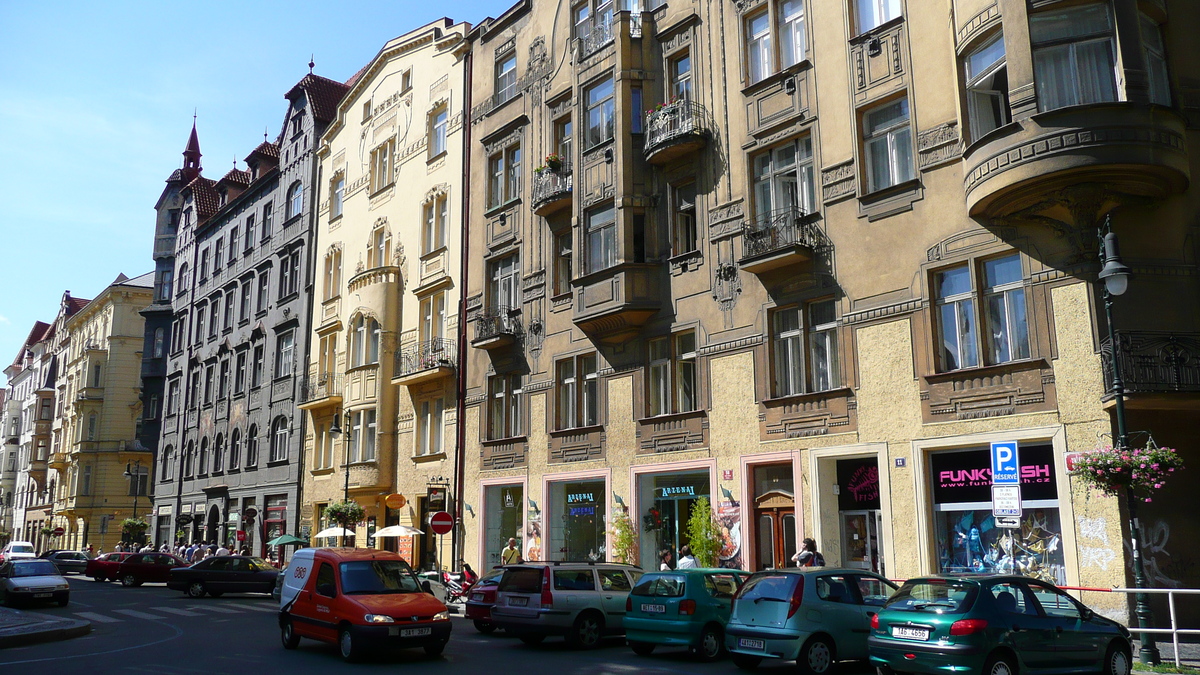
[791, 538, 826, 567]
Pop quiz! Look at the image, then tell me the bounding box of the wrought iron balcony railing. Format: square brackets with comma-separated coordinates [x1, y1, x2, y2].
[644, 99, 710, 158]
[1101, 331, 1200, 395]
[473, 305, 523, 344]
[394, 339, 457, 378]
[741, 206, 830, 261]
[580, 15, 614, 56]
[299, 372, 343, 403]
[531, 159, 573, 211]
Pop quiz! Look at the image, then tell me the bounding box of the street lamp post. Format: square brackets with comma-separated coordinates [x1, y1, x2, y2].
[328, 411, 353, 547]
[123, 459, 143, 545]
[1096, 216, 1160, 665]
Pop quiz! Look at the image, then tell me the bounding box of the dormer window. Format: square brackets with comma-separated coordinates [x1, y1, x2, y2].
[290, 110, 305, 138]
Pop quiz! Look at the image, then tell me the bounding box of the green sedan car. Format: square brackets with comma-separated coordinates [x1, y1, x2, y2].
[625, 568, 748, 661]
[869, 575, 1132, 675]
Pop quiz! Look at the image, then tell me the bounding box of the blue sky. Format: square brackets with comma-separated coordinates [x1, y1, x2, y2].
[0, 0, 499, 384]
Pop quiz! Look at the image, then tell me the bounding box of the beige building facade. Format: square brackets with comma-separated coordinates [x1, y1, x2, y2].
[458, 0, 1199, 625]
[301, 18, 471, 569]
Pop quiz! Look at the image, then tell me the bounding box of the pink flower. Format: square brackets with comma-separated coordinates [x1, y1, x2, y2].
[1140, 463, 1147, 469]
[1154, 483, 1162, 489]
[1145, 498, 1153, 503]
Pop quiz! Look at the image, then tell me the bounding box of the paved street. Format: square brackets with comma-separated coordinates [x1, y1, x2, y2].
[0, 576, 876, 674]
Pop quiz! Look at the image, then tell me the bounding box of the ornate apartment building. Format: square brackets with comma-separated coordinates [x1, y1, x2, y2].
[457, 0, 1199, 625]
[152, 72, 349, 561]
[4, 320, 56, 549]
[300, 19, 471, 569]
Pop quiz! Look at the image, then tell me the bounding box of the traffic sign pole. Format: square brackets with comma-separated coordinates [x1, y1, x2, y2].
[990, 441, 1022, 526]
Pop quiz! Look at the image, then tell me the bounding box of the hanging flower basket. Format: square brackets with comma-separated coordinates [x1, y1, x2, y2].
[40, 526, 56, 538]
[325, 500, 365, 529]
[1070, 441, 1184, 503]
[121, 517, 149, 534]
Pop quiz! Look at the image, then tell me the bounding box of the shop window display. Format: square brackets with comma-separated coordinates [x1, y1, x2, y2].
[638, 472, 710, 570]
[485, 484, 524, 566]
[548, 480, 606, 561]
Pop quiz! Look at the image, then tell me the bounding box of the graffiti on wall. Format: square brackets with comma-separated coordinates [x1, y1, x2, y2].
[1125, 519, 1182, 588]
[1076, 516, 1117, 572]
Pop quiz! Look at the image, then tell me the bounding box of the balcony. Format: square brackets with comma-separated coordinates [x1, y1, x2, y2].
[153, 233, 176, 258]
[75, 387, 104, 404]
[578, 15, 614, 58]
[1102, 331, 1200, 410]
[963, 104, 1189, 219]
[48, 452, 69, 469]
[531, 161, 573, 217]
[393, 339, 457, 386]
[33, 420, 51, 436]
[572, 263, 661, 343]
[297, 372, 343, 410]
[472, 306, 522, 350]
[644, 100, 711, 165]
[739, 207, 830, 275]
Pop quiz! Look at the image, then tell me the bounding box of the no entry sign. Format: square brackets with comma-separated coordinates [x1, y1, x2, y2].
[429, 511, 454, 535]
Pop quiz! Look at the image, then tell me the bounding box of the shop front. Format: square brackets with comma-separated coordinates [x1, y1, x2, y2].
[750, 463, 796, 571]
[547, 479, 606, 562]
[482, 482, 524, 567]
[929, 443, 1065, 585]
[637, 469, 711, 571]
[155, 504, 173, 546]
[835, 457, 883, 575]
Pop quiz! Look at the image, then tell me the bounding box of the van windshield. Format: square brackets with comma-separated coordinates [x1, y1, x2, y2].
[339, 560, 422, 594]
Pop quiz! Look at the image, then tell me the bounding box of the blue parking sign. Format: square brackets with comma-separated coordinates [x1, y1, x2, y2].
[990, 441, 1020, 485]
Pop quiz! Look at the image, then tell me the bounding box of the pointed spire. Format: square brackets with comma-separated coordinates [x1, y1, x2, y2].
[309, 55, 315, 74]
[183, 116, 202, 175]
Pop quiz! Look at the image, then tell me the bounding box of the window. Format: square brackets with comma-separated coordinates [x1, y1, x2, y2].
[177, 264, 188, 296]
[863, 98, 914, 192]
[431, 106, 449, 157]
[128, 465, 148, 497]
[1031, 4, 1116, 112]
[276, 331, 295, 378]
[244, 215, 255, 251]
[964, 35, 1009, 142]
[218, 359, 230, 399]
[316, 423, 332, 469]
[416, 398, 445, 456]
[402, 69, 412, 92]
[223, 289, 234, 329]
[234, 351, 247, 393]
[495, 52, 517, 103]
[203, 364, 215, 404]
[771, 299, 839, 397]
[575, 0, 613, 41]
[982, 254, 1030, 365]
[146, 394, 159, 420]
[279, 249, 301, 298]
[487, 145, 524, 209]
[371, 140, 394, 193]
[753, 138, 815, 221]
[183, 441, 194, 477]
[286, 182, 303, 219]
[489, 255, 521, 311]
[318, 335, 337, 375]
[488, 374, 523, 439]
[188, 370, 200, 408]
[585, 204, 617, 273]
[213, 239, 224, 269]
[262, 202, 273, 239]
[856, 0, 900, 34]
[166, 379, 180, 415]
[331, 174, 345, 218]
[228, 227, 239, 263]
[153, 327, 165, 358]
[230, 429, 241, 469]
[348, 409, 377, 462]
[213, 434, 225, 473]
[585, 78, 615, 147]
[159, 447, 173, 482]
[251, 344, 265, 387]
[1140, 13, 1170, 106]
[647, 332, 698, 416]
[198, 437, 209, 474]
[368, 227, 390, 268]
[350, 316, 380, 367]
[671, 183, 697, 256]
[746, 11, 772, 84]
[420, 292, 446, 343]
[208, 296, 220, 338]
[670, 53, 693, 100]
[246, 425, 259, 466]
[199, 249, 210, 282]
[324, 249, 342, 300]
[935, 264, 979, 371]
[553, 231, 573, 296]
[239, 279, 252, 322]
[779, 0, 806, 68]
[422, 195, 448, 254]
[158, 270, 173, 301]
[556, 353, 599, 429]
[631, 86, 643, 134]
[270, 417, 289, 463]
[257, 271, 270, 313]
[555, 117, 573, 167]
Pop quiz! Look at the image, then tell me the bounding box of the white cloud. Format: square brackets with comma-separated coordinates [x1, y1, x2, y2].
[0, 314, 10, 325]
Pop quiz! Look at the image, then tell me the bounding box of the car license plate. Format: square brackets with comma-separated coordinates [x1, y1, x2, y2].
[471, 593, 485, 601]
[509, 596, 528, 606]
[33, 593, 52, 599]
[738, 638, 765, 650]
[401, 627, 432, 637]
[641, 603, 666, 613]
[891, 626, 930, 641]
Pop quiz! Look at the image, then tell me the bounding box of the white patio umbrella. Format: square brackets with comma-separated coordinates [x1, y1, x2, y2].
[314, 527, 356, 538]
[372, 525, 424, 537]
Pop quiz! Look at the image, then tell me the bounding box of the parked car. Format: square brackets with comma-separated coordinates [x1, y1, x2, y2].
[625, 568, 748, 661]
[465, 567, 506, 633]
[41, 550, 91, 575]
[492, 561, 644, 649]
[113, 552, 190, 587]
[86, 551, 136, 582]
[0, 559, 70, 607]
[278, 548, 451, 662]
[167, 555, 280, 598]
[0, 541, 37, 564]
[726, 568, 897, 674]
[869, 575, 1132, 675]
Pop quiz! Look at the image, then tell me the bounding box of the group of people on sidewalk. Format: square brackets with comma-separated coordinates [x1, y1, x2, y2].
[657, 538, 825, 571]
[91, 540, 253, 562]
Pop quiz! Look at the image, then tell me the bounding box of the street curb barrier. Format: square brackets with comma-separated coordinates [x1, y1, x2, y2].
[0, 612, 92, 649]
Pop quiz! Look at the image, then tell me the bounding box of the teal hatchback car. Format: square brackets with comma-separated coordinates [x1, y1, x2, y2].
[869, 575, 1132, 675]
[625, 568, 748, 661]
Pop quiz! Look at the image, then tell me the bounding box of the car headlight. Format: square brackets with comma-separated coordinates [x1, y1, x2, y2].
[364, 614, 394, 624]
[56, 584, 69, 591]
[433, 610, 449, 621]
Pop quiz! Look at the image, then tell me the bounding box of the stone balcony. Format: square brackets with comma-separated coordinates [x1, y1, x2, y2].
[571, 263, 661, 343]
[739, 207, 830, 275]
[297, 372, 343, 411]
[1102, 331, 1200, 411]
[644, 100, 711, 165]
[472, 306, 522, 350]
[393, 338, 457, 386]
[531, 161, 572, 217]
[963, 103, 1189, 219]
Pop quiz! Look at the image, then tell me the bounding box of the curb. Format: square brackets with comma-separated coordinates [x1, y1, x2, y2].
[0, 616, 92, 650]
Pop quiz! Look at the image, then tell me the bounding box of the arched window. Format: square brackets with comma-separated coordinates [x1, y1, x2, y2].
[271, 416, 289, 463]
[198, 437, 209, 475]
[213, 434, 225, 473]
[352, 316, 365, 366]
[153, 327, 165, 357]
[160, 445, 174, 481]
[229, 428, 241, 470]
[183, 441, 194, 477]
[178, 263, 189, 291]
[368, 227, 390, 268]
[246, 425, 259, 466]
[286, 182, 303, 219]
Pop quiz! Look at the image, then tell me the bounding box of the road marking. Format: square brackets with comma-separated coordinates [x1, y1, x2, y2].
[151, 606, 204, 617]
[113, 609, 166, 620]
[228, 603, 277, 612]
[74, 611, 122, 623]
[190, 605, 242, 613]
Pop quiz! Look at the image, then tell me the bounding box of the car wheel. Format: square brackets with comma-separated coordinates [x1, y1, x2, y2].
[92, 575, 106, 583]
[798, 635, 835, 675]
[1103, 642, 1132, 675]
[281, 619, 300, 650]
[121, 574, 141, 588]
[187, 581, 207, 598]
[984, 652, 1018, 675]
[630, 641, 655, 656]
[566, 612, 603, 649]
[732, 653, 762, 670]
[518, 634, 545, 646]
[694, 624, 724, 662]
[424, 640, 448, 657]
[473, 620, 497, 634]
[339, 627, 362, 662]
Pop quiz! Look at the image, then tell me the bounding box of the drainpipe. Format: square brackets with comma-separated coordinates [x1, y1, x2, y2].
[452, 43, 473, 572]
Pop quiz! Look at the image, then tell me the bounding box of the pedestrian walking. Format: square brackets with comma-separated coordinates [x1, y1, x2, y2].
[791, 538, 825, 567]
[677, 545, 697, 569]
[659, 548, 674, 571]
[501, 538, 522, 565]
[216, 543, 231, 556]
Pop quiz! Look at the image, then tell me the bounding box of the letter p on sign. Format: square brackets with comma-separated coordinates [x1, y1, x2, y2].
[990, 441, 1020, 485]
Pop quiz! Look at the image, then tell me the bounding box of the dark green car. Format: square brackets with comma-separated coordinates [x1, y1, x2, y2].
[869, 575, 1131, 675]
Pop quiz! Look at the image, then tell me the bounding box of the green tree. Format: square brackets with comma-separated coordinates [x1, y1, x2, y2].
[609, 509, 639, 565]
[685, 497, 723, 568]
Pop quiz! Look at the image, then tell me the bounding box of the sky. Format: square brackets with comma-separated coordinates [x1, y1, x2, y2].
[0, 0, 501, 385]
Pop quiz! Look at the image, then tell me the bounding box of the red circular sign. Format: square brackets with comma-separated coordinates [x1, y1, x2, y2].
[236, 530, 247, 542]
[429, 511, 454, 535]
[52, 527, 65, 537]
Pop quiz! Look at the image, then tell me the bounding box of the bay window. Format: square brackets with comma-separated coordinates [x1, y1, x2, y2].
[586, 78, 614, 147]
[965, 34, 1009, 141]
[1140, 14, 1170, 106]
[585, 204, 617, 274]
[1031, 4, 1116, 112]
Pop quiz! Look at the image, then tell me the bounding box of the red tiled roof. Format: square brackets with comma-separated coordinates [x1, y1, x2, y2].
[344, 64, 369, 89]
[66, 297, 90, 315]
[9, 321, 51, 367]
[219, 168, 252, 187]
[286, 74, 351, 124]
[244, 141, 279, 163]
[185, 176, 221, 221]
[166, 168, 185, 183]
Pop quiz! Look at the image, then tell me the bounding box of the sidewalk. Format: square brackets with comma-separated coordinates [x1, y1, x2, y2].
[1132, 640, 1200, 671]
[0, 606, 91, 649]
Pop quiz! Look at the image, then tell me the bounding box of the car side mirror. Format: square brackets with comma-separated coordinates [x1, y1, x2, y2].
[422, 580, 434, 595]
[1080, 607, 1094, 621]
